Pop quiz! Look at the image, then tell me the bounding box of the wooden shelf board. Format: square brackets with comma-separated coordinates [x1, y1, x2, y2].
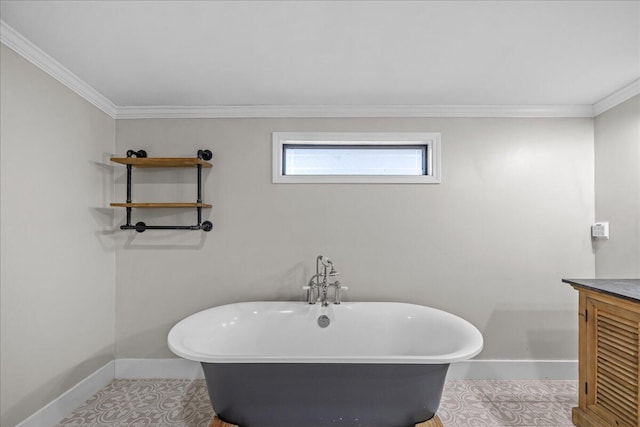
[110, 203, 212, 208]
[110, 157, 212, 168]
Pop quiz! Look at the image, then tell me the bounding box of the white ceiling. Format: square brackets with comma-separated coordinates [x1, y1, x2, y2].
[0, 0, 639, 111]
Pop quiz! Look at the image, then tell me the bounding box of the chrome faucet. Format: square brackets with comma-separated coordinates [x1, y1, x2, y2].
[304, 255, 347, 306]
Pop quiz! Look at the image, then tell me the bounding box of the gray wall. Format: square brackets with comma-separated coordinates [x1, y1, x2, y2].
[594, 95, 640, 277]
[115, 117, 594, 360]
[0, 44, 116, 426]
[2, 39, 611, 425]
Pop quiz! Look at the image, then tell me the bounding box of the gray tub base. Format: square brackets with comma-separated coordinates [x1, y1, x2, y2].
[201, 363, 449, 427]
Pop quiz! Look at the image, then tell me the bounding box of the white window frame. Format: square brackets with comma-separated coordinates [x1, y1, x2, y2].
[272, 132, 441, 184]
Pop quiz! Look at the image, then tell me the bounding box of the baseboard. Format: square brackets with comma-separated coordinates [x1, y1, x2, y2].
[447, 359, 578, 380]
[16, 361, 114, 427]
[114, 358, 577, 381]
[115, 358, 204, 379]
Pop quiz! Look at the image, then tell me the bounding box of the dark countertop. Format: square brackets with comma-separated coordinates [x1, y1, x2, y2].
[563, 278, 640, 303]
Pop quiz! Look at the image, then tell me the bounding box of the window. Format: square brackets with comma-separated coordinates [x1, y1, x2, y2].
[272, 132, 441, 183]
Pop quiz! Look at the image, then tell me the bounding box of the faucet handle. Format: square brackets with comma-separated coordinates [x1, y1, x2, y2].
[333, 282, 347, 305]
[335, 283, 348, 291]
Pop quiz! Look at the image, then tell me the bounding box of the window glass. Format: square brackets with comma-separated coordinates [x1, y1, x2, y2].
[283, 145, 426, 176]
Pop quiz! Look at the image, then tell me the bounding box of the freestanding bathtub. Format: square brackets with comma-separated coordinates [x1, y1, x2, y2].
[168, 301, 483, 427]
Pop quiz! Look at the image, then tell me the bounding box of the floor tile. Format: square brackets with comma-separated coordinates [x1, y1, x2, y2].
[443, 380, 490, 403]
[478, 380, 555, 402]
[438, 399, 506, 425]
[58, 378, 578, 427]
[57, 379, 214, 427]
[489, 401, 573, 426]
[538, 380, 578, 404]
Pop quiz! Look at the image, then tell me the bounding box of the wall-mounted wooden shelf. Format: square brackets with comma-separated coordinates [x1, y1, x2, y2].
[111, 149, 213, 232]
[110, 157, 212, 168]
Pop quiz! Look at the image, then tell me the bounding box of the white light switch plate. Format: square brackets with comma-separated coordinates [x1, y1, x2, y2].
[591, 222, 609, 239]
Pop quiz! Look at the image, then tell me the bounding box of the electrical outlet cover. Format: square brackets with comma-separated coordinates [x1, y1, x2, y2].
[591, 222, 609, 239]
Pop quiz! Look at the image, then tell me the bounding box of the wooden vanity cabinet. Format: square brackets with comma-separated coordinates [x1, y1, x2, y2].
[569, 284, 640, 427]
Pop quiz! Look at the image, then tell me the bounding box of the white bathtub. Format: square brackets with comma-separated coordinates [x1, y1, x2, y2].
[169, 301, 482, 364]
[168, 301, 482, 427]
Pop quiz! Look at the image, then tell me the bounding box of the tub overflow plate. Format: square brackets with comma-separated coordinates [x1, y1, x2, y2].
[317, 315, 330, 328]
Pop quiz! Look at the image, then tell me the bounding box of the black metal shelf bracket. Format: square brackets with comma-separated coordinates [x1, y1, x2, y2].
[126, 149, 147, 158]
[120, 149, 213, 233]
[120, 221, 213, 232]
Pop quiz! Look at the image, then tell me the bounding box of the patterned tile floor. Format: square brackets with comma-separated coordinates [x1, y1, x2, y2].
[57, 379, 577, 427]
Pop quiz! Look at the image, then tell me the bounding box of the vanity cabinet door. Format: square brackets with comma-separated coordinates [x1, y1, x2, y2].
[584, 296, 640, 427]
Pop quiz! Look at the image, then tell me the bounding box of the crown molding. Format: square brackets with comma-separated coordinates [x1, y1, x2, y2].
[114, 104, 594, 119]
[0, 20, 117, 118]
[2, 19, 636, 120]
[592, 79, 640, 117]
